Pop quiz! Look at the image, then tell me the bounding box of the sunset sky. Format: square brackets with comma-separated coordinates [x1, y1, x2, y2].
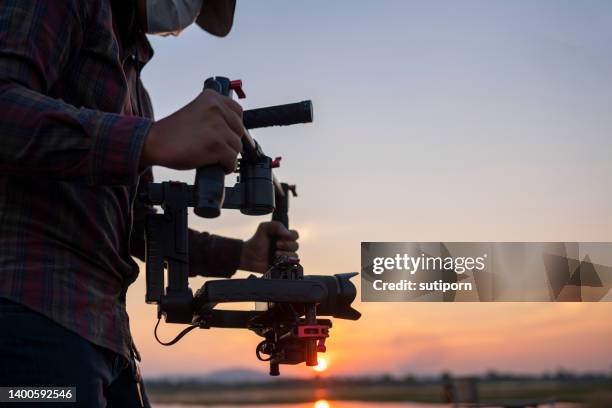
[128, 0, 612, 378]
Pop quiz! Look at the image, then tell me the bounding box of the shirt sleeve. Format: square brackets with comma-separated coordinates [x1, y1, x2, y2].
[0, 0, 151, 185]
[188, 231, 244, 278]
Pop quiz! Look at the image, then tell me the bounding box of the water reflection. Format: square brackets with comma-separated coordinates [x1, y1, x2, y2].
[307, 403, 449, 408]
[156, 403, 577, 408]
[155, 402, 452, 408]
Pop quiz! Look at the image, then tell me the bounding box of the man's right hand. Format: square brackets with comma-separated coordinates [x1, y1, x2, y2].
[140, 89, 244, 173]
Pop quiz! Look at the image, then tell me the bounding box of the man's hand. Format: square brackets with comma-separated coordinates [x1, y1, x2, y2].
[140, 89, 245, 173]
[240, 222, 299, 273]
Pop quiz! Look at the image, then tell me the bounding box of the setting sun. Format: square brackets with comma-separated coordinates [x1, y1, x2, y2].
[314, 400, 330, 408]
[313, 357, 329, 373]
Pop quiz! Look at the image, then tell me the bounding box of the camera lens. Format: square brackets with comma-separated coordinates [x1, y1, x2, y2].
[304, 273, 361, 320]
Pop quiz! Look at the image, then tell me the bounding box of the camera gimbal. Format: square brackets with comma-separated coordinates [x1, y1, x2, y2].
[140, 77, 360, 376]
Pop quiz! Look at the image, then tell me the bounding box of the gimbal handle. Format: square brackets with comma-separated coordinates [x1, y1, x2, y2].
[269, 182, 296, 265]
[243, 101, 313, 130]
[194, 77, 232, 218]
[194, 77, 265, 217]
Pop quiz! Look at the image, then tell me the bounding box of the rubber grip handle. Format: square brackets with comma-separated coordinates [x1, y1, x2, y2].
[194, 78, 228, 218]
[243, 101, 313, 129]
[194, 166, 225, 218]
[269, 183, 290, 266]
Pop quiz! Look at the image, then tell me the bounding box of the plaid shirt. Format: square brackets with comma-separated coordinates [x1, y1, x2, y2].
[0, 0, 243, 358]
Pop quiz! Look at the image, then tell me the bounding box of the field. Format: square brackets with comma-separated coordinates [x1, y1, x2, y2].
[146, 378, 612, 407]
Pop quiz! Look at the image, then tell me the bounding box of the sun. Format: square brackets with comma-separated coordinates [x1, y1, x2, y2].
[312, 357, 328, 372]
[314, 400, 330, 408]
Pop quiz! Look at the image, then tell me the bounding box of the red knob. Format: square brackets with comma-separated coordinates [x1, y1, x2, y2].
[317, 338, 327, 353]
[229, 80, 246, 99]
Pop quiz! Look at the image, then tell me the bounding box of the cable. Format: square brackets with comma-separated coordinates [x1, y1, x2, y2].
[154, 318, 199, 346]
[256, 340, 272, 361]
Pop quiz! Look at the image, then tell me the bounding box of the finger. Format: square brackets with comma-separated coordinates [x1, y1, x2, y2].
[220, 147, 240, 174]
[220, 107, 246, 137]
[216, 95, 245, 135]
[220, 95, 243, 117]
[275, 250, 298, 258]
[266, 221, 294, 240]
[225, 129, 243, 154]
[288, 229, 299, 240]
[276, 240, 299, 252]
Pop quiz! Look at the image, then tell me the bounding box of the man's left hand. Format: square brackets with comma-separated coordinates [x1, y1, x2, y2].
[239, 222, 299, 273]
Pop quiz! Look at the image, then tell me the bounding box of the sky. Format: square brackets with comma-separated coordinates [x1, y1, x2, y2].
[127, 0, 612, 378]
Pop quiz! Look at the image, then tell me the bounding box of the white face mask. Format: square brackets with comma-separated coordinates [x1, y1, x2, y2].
[146, 0, 204, 35]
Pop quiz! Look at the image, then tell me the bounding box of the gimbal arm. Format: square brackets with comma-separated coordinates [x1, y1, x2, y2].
[142, 76, 313, 324]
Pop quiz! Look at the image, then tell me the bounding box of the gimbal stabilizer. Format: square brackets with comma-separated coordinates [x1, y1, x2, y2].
[140, 77, 360, 376]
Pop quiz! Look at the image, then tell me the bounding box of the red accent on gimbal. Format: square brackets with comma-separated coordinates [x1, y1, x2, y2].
[230, 80, 246, 99]
[296, 325, 329, 338]
[296, 325, 329, 354]
[317, 338, 327, 353]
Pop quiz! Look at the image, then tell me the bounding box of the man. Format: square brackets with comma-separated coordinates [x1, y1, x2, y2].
[0, 0, 299, 406]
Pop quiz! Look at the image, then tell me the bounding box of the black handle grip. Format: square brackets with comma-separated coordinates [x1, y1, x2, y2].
[243, 101, 313, 130]
[269, 183, 291, 265]
[272, 184, 290, 229]
[145, 215, 165, 303]
[194, 166, 225, 218]
[194, 77, 231, 218]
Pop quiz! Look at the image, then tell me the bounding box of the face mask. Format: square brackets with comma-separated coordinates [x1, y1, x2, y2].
[146, 0, 204, 35]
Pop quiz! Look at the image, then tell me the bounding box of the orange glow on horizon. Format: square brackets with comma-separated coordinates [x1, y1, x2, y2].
[314, 400, 330, 408]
